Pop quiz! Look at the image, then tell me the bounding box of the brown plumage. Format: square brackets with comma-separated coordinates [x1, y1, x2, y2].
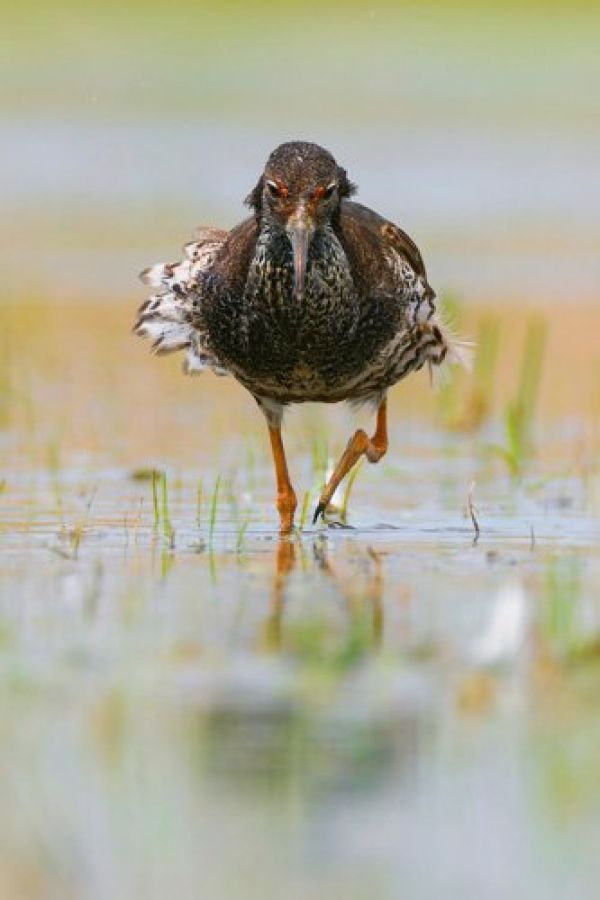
[135, 141, 470, 530]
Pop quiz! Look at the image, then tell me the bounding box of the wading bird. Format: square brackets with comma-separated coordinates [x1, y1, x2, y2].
[135, 141, 469, 532]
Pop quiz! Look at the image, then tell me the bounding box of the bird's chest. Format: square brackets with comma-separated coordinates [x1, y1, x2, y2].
[244, 231, 357, 355]
[214, 229, 394, 398]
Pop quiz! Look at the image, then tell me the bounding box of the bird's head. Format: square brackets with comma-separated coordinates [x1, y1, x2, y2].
[245, 141, 356, 299]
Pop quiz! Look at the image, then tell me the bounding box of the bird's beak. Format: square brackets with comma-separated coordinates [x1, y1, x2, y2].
[287, 207, 314, 300]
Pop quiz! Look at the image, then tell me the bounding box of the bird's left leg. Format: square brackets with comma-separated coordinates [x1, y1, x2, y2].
[313, 396, 388, 523]
[257, 398, 297, 533]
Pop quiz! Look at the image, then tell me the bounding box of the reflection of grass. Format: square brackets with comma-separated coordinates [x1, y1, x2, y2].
[52, 487, 97, 561]
[542, 552, 600, 668]
[284, 606, 375, 672]
[541, 554, 586, 662]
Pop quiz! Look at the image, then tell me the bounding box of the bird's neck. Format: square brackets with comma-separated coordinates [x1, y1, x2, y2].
[248, 221, 352, 300]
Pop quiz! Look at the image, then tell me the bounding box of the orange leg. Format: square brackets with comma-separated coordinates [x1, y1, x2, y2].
[313, 397, 389, 523]
[268, 426, 298, 533]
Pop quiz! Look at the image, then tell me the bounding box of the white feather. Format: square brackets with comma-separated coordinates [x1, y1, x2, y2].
[428, 313, 474, 389]
[140, 263, 172, 287]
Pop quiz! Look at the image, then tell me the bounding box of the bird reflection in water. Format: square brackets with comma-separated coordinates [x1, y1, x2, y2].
[201, 539, 420, 794]
[261, 537, 384, 655]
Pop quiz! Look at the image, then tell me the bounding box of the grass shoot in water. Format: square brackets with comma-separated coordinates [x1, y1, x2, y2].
[298, 489, 311, 531]
[161, 473, 174, 546]
[340, 459, 364, 523]
[209, 474, 221, 545]
[311, 435, 329, 491]
[151, 470, 160, 529]
[236, 518, 249, 553]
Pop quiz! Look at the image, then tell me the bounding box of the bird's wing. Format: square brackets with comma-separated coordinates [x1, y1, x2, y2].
[210, 215, 259, 295]
[336, 200, 431, 298]
[337, 201, 472, 378]
[134, 225, 231, 375]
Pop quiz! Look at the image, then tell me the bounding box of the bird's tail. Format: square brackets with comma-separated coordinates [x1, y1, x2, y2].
[427, 314, 474, 389]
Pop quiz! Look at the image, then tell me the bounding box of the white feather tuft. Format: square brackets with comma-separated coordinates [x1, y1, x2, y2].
[428, 316, 475, 389]
[140, 263, 173, 286]
[183, 347, 209, 375]
[135, 226, 229, 377]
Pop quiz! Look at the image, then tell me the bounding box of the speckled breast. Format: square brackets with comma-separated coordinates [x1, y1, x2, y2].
[214, 227, 402, 400]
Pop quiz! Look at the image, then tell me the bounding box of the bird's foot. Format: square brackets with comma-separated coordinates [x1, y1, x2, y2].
[276, 487, 297, 534]
[278, 514, 296, 535]
[312, 501, 351, 528]
[312, 501, 327, 524]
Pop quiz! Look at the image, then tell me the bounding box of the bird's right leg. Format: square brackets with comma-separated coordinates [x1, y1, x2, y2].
[313, 396, 388, 523]
[257, 399, 297, 533]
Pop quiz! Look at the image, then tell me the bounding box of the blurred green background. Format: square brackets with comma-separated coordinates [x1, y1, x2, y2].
[2, 0, 599, 302]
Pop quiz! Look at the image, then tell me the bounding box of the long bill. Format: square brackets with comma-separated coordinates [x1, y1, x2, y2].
[288, 214, 312, 300]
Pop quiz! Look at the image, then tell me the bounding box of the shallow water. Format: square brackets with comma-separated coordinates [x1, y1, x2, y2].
[1, 424, 600, 897]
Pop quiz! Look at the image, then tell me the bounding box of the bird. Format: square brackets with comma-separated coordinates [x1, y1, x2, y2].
[134, 141, 470, 533]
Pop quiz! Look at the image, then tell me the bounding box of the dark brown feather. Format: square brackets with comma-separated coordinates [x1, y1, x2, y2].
[335, 200, 429, 299]
[135, 142, 468, 409]
[211, 216, 259, 296]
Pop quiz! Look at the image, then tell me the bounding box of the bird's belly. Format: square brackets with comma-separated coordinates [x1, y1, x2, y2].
[206, 257, 404, 400]
[229, 318, 397, 403]
[231, 318, 448, 404]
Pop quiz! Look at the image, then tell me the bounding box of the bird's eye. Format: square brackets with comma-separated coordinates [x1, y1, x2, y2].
[322, 183, 337, 200]
[266, 180, 281, 197]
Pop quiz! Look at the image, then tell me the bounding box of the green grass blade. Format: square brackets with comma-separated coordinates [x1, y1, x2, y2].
[209, 474, 221, 545]
[340, 459, 364, 523]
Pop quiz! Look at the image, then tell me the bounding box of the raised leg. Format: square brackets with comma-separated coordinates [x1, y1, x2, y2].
[268, 425, 297, 533]
[313, 396, 389, 523]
